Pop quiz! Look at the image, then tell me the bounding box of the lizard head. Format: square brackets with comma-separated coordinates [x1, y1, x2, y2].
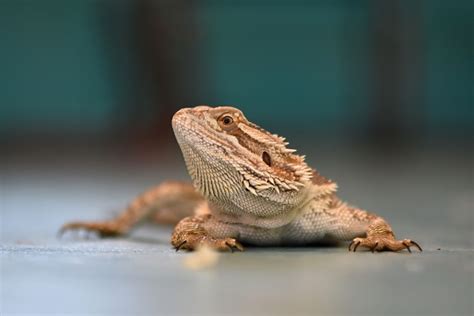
[172, 105, 313, 216]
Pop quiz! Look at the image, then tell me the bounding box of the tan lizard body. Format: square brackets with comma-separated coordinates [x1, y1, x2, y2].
[61, 105, 421, 253]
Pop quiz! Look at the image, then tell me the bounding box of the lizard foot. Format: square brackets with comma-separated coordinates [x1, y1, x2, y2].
[172, 215, 244, 252]
[348, 236, 422, 253]
[173, 235, 244, 252]
[58, 221, 126, 238]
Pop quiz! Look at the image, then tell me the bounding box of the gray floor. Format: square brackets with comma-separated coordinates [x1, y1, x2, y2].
[1, 145, 473, 315]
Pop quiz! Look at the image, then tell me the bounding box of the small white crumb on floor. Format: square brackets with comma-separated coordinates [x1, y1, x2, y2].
[183, 246, 220, 270]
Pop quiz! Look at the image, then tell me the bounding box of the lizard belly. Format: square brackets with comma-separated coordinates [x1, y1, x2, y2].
[203, 202, 333, 246]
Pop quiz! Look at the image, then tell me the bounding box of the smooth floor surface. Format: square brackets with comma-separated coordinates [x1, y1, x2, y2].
[1, 146, 473, 315]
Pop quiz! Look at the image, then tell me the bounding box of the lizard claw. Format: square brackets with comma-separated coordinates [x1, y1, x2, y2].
[402, 239, 423, 252]
[370, 242, 379, 253]
[349, 236, 422, 253]
[226, 241, 235, 253]
[403, 241, 412, 253]
[348, 239, 361, 252]
[175, 240, 187, 252]
[225, 240, 244, 252]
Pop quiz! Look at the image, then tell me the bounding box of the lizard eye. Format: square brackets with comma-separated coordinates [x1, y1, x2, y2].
[218, 114, 237, 130]
[222, 116, 233, 125]
[262, 151, 272, 167]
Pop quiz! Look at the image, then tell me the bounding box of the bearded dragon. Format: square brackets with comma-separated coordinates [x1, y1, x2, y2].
[60, 105, 422, 253]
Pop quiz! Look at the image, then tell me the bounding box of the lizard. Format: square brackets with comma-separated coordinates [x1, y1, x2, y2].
[60, 105, 422, 253]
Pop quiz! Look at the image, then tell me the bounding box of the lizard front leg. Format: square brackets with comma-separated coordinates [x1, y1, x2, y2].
[347, 217, 422, 253]
[171, 214, 244, 252]
[283, 196, 422, 253]
[325, 197, 422, 253]
[60, 181, 203, 237]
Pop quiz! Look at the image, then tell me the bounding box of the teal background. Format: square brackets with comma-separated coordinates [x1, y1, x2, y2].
[0, 0, 472, 137]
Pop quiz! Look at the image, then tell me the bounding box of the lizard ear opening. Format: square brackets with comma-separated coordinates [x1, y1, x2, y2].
[262, 151, 272, 167]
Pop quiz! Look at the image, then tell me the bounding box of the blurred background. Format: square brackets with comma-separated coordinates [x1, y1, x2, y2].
[1, 0, 472, 150]
[1, 1, 473, 315]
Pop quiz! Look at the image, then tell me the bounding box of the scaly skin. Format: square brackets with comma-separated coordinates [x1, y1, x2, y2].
[61, 105, 422, 253]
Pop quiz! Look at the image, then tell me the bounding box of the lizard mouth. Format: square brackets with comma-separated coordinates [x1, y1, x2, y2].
[172, 107, 207, 138]
[172, 106, 211, 129]
[172, 108, 199, 144]
[171, 107, 191, 131]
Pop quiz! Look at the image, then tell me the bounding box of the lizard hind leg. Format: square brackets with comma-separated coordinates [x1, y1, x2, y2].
[348, 219, 422, 253]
